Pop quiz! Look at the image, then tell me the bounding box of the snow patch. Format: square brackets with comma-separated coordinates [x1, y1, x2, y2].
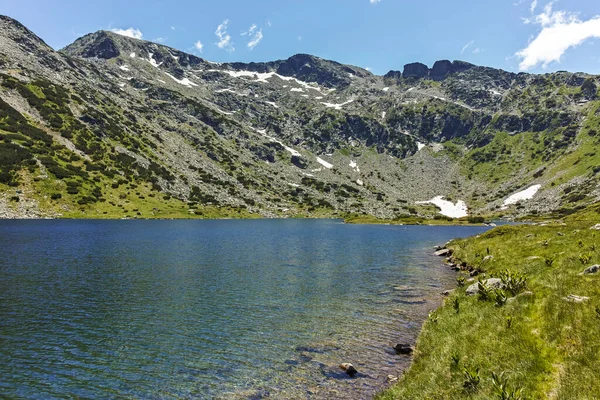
[147, 53, 163, 68]
[321, 98, 354, 110]
[264, 101, 279, 108]
[164, 73, 198, 87]
[253, 127, 301, 157]
[381, 111, 387, 119]
[417, 142, 426, 150]
[119, 65, 130, 72]
[416, 196, 468, 218]
[290, 88, 304, 92]
[317, 157, 333, 169]
[356, 179, 364, 186]
[157, 79, 166, 84]
[502, 185, 541, 209]
[349, 160, 360, 172]
[215, 88, 245, 96]
[382, 87, 390, 92]
[129, 52, 136, 58]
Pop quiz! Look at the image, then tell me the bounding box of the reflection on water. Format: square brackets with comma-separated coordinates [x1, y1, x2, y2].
[0, 219, 489, 399]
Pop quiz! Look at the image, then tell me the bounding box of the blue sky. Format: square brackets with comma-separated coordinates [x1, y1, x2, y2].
[2, 0, 600, 75]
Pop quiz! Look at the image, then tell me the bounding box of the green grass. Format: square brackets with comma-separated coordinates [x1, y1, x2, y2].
[378, 203, 600, 399]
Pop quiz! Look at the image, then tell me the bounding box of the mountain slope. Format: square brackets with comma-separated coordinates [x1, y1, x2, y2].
[0, 15, 599, 219]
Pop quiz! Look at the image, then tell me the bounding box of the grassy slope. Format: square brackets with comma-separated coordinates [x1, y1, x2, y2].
[378, 203, 600, 399]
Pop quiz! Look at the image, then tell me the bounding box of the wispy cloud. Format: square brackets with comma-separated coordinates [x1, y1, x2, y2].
[242, 23, 264, 50]
[247, 28, 263, 50]
[111, 27, 143, 40]
[370, 0, 382, 3]
[194, 40, 204, 53]
[530, 0, 538, 13]
[461, 40, 474, 54]
[516, 2, 600, 70]
[215, 19, 234, 52]
[472, 47, 481, 54]
[153, 37, 165, 43]
[241, 24, 257, 36]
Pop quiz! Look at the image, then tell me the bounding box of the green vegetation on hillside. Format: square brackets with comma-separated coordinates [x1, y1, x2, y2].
[379, 203, 600, 399]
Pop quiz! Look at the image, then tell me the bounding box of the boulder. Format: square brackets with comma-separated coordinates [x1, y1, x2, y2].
[466, 278, 503, 296]
[394, 344, 414, 355]
[580, 265, 600, 275]
[442, 289, 455, 296]
[434, 248, 452, 257]
[339, 363, 358, 376]
[591, 224, 600, 230]
[482, 255, 494, 263]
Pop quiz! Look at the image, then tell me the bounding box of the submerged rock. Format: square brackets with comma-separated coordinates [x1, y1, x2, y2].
[339, 363, 358, 376]
[394, 344, 414, 355]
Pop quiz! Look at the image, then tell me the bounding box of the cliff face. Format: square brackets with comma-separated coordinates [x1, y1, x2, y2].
[0, 15, 599, 219]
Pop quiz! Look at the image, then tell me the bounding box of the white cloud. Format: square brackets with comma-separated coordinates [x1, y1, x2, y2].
[171, 26, 175, 30]
[111, 27, 143, 40]
[516, 3, 600, 70]
[194, 40, 204, 53]
[153, 37, 165, 43]
[370, 0, 382, 3]
[461, 40, 474, 54]
[473, 47, 481, 54]
[530, 0, 538, 13]
[298, 36, 303, 41]
[241, 24, 257, 36]
[247, 28, 263, 50]
[215, 19, 234, 52]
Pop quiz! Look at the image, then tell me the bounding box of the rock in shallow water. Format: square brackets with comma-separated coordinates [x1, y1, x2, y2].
[394, 344, 414, 355]
[339, 363, 358, 376]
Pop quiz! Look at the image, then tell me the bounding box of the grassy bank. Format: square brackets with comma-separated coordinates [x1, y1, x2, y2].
[344, 214, 491, 226]
[378, 203, 600, 399]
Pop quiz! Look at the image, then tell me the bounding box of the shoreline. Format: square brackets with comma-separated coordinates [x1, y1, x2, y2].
[377, 210, 600, 399]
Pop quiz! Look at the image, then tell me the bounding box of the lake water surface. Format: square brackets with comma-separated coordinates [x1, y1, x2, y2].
[0, 219, 489, 399]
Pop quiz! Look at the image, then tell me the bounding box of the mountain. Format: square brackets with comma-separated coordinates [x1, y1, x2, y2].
[0, 15, 599, 220]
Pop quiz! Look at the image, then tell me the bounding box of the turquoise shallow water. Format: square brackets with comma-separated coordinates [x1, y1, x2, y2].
[0, 219, 489, 399]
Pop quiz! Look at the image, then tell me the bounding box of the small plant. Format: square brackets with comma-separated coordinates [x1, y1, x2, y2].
[491, 371, 525, 400]
[495, 289, 508, 307]
[462, 366, 480, 393]
[499, 270, 528, 296]
[477, 279, 492, 301]
[545, 257, 555, 267]
[457, 276, 466, 287]
[578, 240, 584, 248]
[579, 253, 592, 265]
[428, 311, 438, 323]
[453, 298, 460, 314]
[595, 307, 600, 320]
[506, 316, 513, 328]
[450, 352, 460, 368]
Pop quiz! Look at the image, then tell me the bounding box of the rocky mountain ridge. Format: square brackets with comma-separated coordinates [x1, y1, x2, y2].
[1, 15, 599, 220]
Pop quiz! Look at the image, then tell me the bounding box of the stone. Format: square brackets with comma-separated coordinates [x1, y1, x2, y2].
[466, 278, 503, 296]
[434, 248, 452, 257]
[387, 375, 398, 382]
[442, 289, 455, 296]
[591, 224, 600, 230]
[469, 270, 480, 277]
[394, 344, 414, 355]
[482, 255, 494, 263]
[564, 294, 590, 303]
[290, 155, 308, 169]
[339, 363, 358, 376]
[525, 234, 535, 238]
[580, 265, 600, 275]
[557, 232, 565, 236]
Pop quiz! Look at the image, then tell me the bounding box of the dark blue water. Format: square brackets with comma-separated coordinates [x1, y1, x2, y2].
[0, 219, 489, 399]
